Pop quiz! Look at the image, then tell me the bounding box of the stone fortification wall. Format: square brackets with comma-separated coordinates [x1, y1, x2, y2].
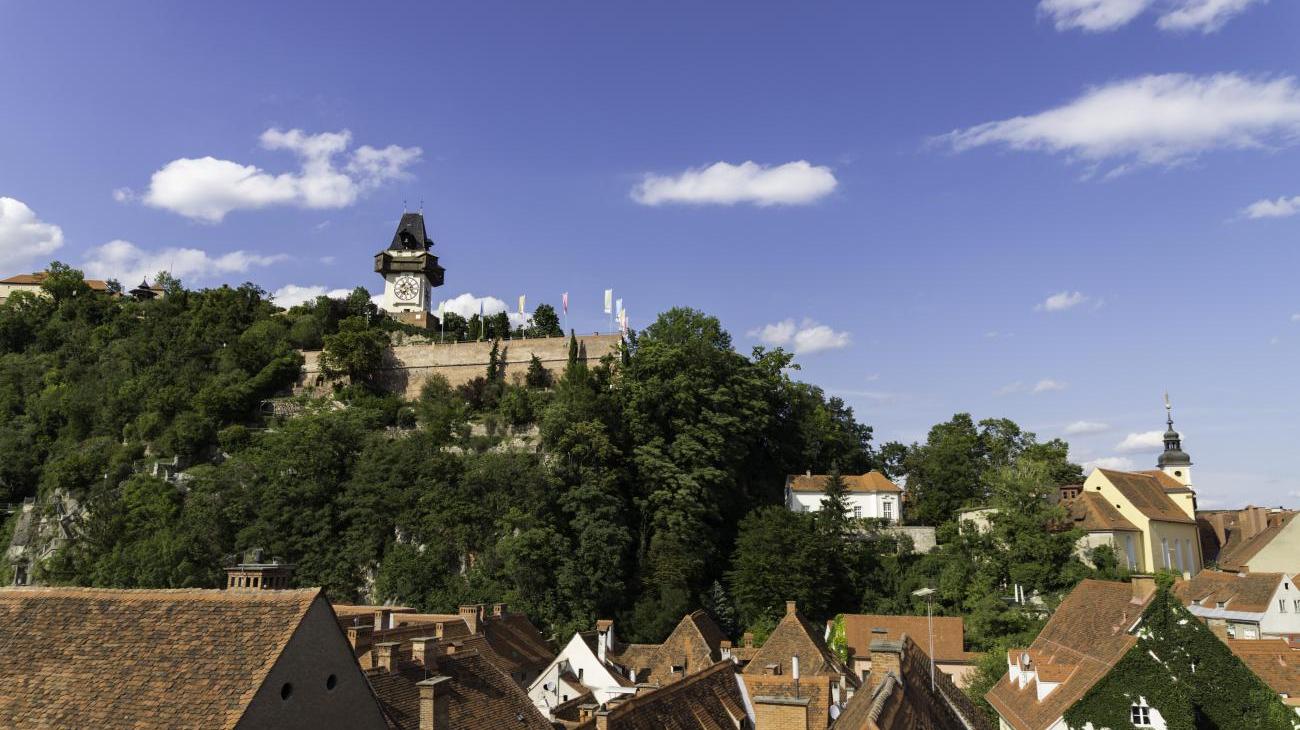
[296, 333, 623, 400]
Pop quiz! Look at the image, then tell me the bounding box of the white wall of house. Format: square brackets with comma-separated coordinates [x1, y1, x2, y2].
[786, 490, 900, 523]
[526, 632, 633, 715]
[1261, 575, 1300, 637]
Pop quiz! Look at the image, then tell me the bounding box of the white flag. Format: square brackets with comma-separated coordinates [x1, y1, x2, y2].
[615, 298, 623, 317]
[518, 294, 526, 315]
[603, 289, 613, 314]
[619, 309, 628, 334]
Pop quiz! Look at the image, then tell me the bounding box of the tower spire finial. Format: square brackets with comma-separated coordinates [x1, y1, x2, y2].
[1164, 391, 1173, 428]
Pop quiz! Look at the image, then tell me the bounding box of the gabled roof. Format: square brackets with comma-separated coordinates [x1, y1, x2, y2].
[1095, 469, 1195, 524]
[1135, 470, 1192, 492]
[0, 586, 321, 729]
[743, 602, 851, 680]
[574, 661, 747, 730]
[1225, 640, 1300, 702]
[1174, 570, 1286, 615]
[366, 649, 552, 730]
[985, 580, 1154, 730]
[1064, 493, 1139, 533]
[839, 614, 977, 664]
[642, 610, 729, 684]
[787, 470, 902, 494]
[834, 635, 990, 730]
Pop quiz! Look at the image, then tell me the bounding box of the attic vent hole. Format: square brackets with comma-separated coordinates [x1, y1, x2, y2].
[280, 682, 293, 700]
[326, 674, 338, 690]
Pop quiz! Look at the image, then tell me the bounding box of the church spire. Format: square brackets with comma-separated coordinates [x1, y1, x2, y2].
[1157, 393, 1192, 477]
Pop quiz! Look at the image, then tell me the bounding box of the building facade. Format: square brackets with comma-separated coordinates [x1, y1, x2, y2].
[784, 471, 902, 523]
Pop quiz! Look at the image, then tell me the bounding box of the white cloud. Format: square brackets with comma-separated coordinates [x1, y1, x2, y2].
[937, 73, 1300, 174]
[82, 239, 285, 286]
[1156, 0, 1266, 32]
[436, 292, 528, 327]
[0, 197, 64, 269]
[1084, 456, 1138, 472]
[1064, 420, 1111, 435]
[1037, 290, 1089, 312]
[272, 284, 353, 308]
[1039, 0, 1152, 31]
[631, 161, 837, 207]
[140, 128, 421, 222]
[1243, 194, 1300, 219]
[996, 379, 1068, 396]
[1292, 313, 1300, 322]
[1038, 0, 1264, 32]
[749, 318, 851, 355]
[112, 187, 135, 203]
[1115, 430, 1165, 453]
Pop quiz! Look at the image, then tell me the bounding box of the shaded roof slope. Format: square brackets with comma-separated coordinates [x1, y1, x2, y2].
[366, 650, 551, 730]
[834, 635, 990, 730]
[574, 661, 746, 730]
[0, 586, 320, 729]
[1064, 493, 1139, 533]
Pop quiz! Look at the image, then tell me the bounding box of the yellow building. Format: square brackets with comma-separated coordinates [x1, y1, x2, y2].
[1077, 402, 1202, 576]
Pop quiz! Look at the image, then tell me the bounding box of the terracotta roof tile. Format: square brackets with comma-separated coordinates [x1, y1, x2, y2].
[787, 471, 902, 494]
[1225, 639, 1300, 699]
[1096, 469, 1194, 524]
[840, 614, 974, 664]
[1174, 570, 1286, 614]
[985, 580, 1152, 730]
[835, 635, 990, 730]
[1064, 493, 1140, 533]
[575, 661, 746, 730]
[366, 650, 551, 730]
[0, 586, 320, 729]
[744, 604, 852, 682]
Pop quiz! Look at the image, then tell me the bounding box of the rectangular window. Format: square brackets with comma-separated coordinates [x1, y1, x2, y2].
[1124, 534, 1137, 570]
[1161, 538, 1170, 569]
[1294, 600, 1300, 613]
[1180, 539, 1191, 573]
[1280, 600, 1288, 613]
[883, 501, 892, 520]
[853, 505, 863, 519]
[1131, 705, 1151, 726]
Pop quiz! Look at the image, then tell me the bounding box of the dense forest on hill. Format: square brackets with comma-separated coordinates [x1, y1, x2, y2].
[1, 264, 1112, 678]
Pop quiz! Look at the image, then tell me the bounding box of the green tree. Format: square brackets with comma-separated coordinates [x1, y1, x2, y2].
[728, 506, 836, 628]
[818, 462, 852, 537]
[320, 316, 388, 385]
[529, 304, 563, 338]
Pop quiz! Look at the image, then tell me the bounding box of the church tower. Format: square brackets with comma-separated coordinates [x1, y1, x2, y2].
[1157, 394, 1192, 486]
[374, 211, 445, 328]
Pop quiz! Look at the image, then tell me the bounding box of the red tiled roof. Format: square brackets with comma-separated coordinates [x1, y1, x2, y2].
[835, 634, 990, 730]
[366, 650, 551, 730]
[1064, 493, 1139, 533]
[985, 580, 1153, 730]
[787, 471, 902, 494]
[1225, 639, 1300, 699]
[1096, 469, 1194, 524]
[840, 614, 975, 664]
[0, 586, 321, 729]
[1174, 570, 1286, 614]
[0, 271, 111, 291]
[575, 661, 747, 730]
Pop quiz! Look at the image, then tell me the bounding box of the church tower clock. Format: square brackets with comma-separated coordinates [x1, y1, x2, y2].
[374, 211, 445, 328]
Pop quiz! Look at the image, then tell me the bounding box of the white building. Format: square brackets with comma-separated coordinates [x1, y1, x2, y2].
[527, 624, 636, 716]
[784, 470, 902, 523]
[1176, 570, 1300, 640]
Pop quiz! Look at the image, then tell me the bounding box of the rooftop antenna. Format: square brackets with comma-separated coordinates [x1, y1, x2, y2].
[403, 199, 408, 213]
[419, 198, 424, 214]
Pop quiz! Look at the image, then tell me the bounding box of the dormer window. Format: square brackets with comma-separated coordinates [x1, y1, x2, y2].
[1217, 601, 1226, 609]
[1131, 701, 1153, 726]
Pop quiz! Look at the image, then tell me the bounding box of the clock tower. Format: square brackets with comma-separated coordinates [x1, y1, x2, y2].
[375, 211, 445, 328]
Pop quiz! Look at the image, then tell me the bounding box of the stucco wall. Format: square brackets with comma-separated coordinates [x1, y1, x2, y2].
[786, 490, 900, 523]
[1251, 519, 1300, 575]
[296, 333, 623, 399]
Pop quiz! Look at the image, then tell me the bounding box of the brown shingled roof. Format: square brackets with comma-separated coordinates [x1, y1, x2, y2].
[642, 610, 729, 685]
[840, 614, 975, 664]
[0, 586, 322, 729]
[985, 580, 1153, 730]
[1135, 470, 1192, 492]
[1064, 493, 1139, 533]
[744, 602, 851, 681]
[1225, 640, 1300, 701]
[835, 635, 990, 730]
[787, 470, 902, 494]
[0, 271, 111, 291]
[366, 650, 552, 730]
[1096, 469, 1194, 524]
[574, 661, 747, 730]
[1174, 570, 1286, 614]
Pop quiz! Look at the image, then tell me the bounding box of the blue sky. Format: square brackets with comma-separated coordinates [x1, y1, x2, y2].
[3, 1, 1300, 506]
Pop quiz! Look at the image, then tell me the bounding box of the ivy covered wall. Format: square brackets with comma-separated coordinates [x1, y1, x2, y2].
[1063, 583, 1298, 730]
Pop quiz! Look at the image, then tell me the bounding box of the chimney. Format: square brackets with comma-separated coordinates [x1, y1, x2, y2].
[594, 709, 611, 730]
[345, 624, 372, 651]
[786, 600, 798, 617]
[720, 640, 732, 661]
[411, 636, 439, 669]
[374, 608, 392, 632]
[1208, 513, 1228, 550]
[743, 632, 755, 648]
[596, 619, 614, 664]
[418, 675, 452, 730]
[374, 642, 401, 672]
[493, 602, 508, 617]
[458, 605, 480, 634]
[578, 703, 599, 722]
[434, 621, 446, 640]
[867, 639, 902, 695]
[1131, 575, 1156, 603]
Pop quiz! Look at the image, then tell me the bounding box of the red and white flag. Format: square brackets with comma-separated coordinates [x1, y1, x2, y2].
[562, 291, 569, 314]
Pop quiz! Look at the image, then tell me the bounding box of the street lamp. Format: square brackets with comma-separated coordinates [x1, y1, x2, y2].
[912, 587, 937, 692]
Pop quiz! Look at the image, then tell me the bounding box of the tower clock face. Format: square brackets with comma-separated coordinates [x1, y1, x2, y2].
[394, 275, 420, 302]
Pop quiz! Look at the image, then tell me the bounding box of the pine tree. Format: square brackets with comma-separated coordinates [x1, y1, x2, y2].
[819, 462, 852, 537]
[567, 330, 578, 365]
